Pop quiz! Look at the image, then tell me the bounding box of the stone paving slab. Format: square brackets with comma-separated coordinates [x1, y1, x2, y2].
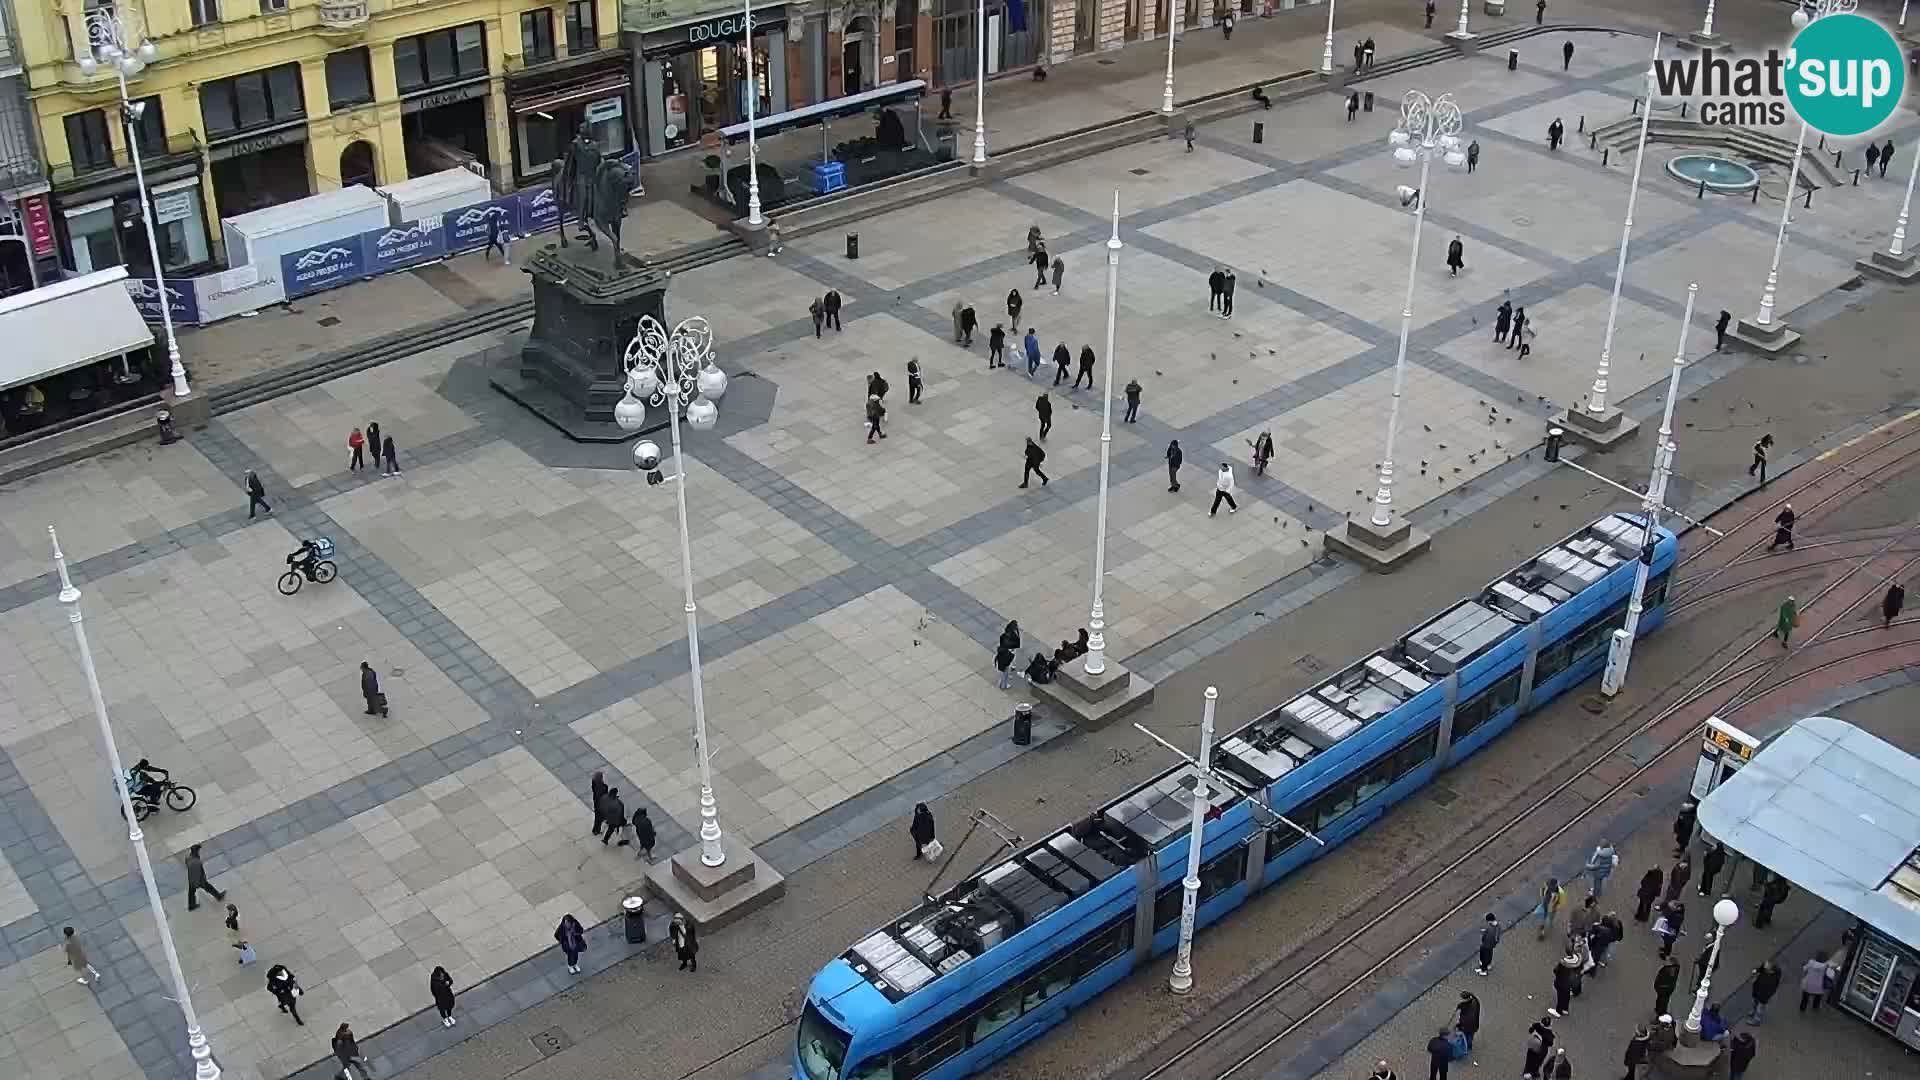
[0, 944, 144, 1080]
[1627, 220, 1858, 333]
[783, 185, 1088, 294]
[1434, 284, 1688, 414]
[1006, 135, 1275, 215]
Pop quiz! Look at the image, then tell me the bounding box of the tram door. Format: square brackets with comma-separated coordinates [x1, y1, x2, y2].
[1691, 716, 1759, 800]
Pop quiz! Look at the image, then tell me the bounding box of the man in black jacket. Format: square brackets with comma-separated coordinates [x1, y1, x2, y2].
[1035, 394, 1052, 440]
[1208, 268, 1226, 311]
[1425, 1027, 1454, 1080]
[1454, 991, 1479, 1050]
[823, 289, 843, 331]
[1746, 961, 1782, 1023]
[360, 661, 386, 717]
[1653, 957, 1681, 1017]
[1167, 440, 1183, 492]
[1020, 438, 1049, 488]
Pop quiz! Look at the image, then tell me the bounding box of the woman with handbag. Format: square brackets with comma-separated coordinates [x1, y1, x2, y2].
[266, 963, 303, 1025]
[911, 803, 937, 860]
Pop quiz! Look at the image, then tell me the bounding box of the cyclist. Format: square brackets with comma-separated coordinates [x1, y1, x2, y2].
[126, 758, 169, 801]
[286, 540, 322, 582]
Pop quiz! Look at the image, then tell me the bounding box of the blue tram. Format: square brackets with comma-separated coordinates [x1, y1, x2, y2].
[794, 514, 1680, 1080]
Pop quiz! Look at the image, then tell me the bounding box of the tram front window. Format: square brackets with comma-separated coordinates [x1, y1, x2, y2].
[798, 1002, 852, 1080]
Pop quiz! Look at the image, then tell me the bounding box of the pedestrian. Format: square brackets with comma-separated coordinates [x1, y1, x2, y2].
[764, 220, 783, 256]
[1867, 142, 1881, 176]
[1634, 866, 1663, 921]
[995, 637, 1016, 689]
[1369, 1062, 1398, 1080]
[1800, 950, 1832, 1010]
[1467, 139, 1480, 173]
[382, 433, 400, 476]
[1024, 328, 1042, 377]
[1550, 948, 1579, 1016]
[1664, 855, 1691, 904]
[1475, 912, 1501, 975]
[1701, 1002, 1729, 1043]
[1698, 842, 1726, 896]
[1124, 378, 1142, 422]
[939, 85, 953, 119]
[907, 359, 923, 404]
[1570, 894, 1596, 949]
[989, 324, 1007, 367]
[1353, 42, 1365, 73]
[1220, 10, 1233, 38]
[360, 661, 386, 717]
[1020, 437, 1049, 488]
[911, 802, 937, 859]
[1051, 254, 1065, 295]
[1881, 138, 1894, 177]
[1755, 872, 1790, 928]
[245, 470, 270, 518]
[866, 394, 886, 444]
[1653, 901, 1685, 960]
[185, 843, 225, 910]
[1536, 0, 1547, 22]
[365, 421, 381, 467]
[671, 911, 699, 971]
[1774, 594, 1798, 647]
[64, 926, 100, 985]
[1623, 1024, 1651, 1080]
[590, 770, 609, 837]
[1547, 1047, 1571, 1080]
[1209, 268, 1225, 311]
[1692, 942, 1722, 990]
[1446, 235, 1464, 277]
[1715, 309, 1732, 350]
[1884, 581, 1906, 626]
[1588, 910, 1622, 970]
[555, 913, 587, 973]
[225, 902, 243, 946]
[632, 805, 656, 861]
[810, 296, 826, 338]
[1562, 40, 1574, 70]
[869, 369, 890, 401]
[1728, 1031, 1756, 1080]
[1347, 91, 1360, 122]
[1008, 287, 1023, 325]
[1653, 957, 1680, 1017]
[1053, 342, 1071, 386]
[1673, 800, 1697, 855]
[951, 300, 966, 344]
[348, 426, 366, 471]
[1249, 430, 1274, 476]
[333, 1024, 374, 1080]
[1426, 1027, 1452, 1080]
[1184, 120, 1196, 152]
[1166, 440, 1183, 492]
[1547, 118, 1564, 151]
[602, 787, 629, 845]
[1036, 393, 1053, 440]
[1749, 434, 1773, 484]
[1363, 37, 1376, 69]
[1534, 876, 1566, 939]
[1210, 463, 1238, 516]
[1747, 960, 1782, 1023]
[1585, 840, 1618, 896]
[1509, 307, 1528, 350]
[430, 966, 457, 1027]
[1074, 345, 1095, 390]
[1494, 299, 1513, 343]
[1221, 269, 1236, 318]
[1768, 505, 1796, 552]
[1523, 1017, 1552, 1079]
[267, 962, 304, 1025]
[1455, 990, 1480, 1048]
[1032, 245, 1050, 288]
[1426, 0, 1436, 27]
[960, 304, 977, 346]
[824, 289, 842, 331]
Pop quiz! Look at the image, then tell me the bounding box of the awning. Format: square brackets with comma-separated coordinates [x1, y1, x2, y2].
[719, 80, 926, 145]
[0, 266, 153, 394]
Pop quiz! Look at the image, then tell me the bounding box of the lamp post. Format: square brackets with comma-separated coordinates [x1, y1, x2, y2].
[742, 0, 763, 225]
[1685, 898, 1741, 1038]
[1884, 136, 1919, 258]
[1167, 686, 1218, 996]
[1162, 2, 1179, 113]
[1448, 0, 1473, 39]
[50, 528, 220, 1080]
[614, 316, 731, 868]
[75, 10, 189, 399]
[1320, 0, 1336, 76]
[1365, 91, 1466, 535]
[973, 0, 989, 166]
[1600, 283, 1696, 698]
[1586, 35, 1663, 421]
[1756, 0, 1857, 327]
[1701, 0, 1718, 37]
[1083, 193, 1122, 679]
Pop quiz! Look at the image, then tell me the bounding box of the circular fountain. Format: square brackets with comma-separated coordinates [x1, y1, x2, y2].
[1666, 154, 1760, 194]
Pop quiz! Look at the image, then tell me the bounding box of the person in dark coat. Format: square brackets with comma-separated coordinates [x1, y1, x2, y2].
[1673, 801, 1698, 855]
[1715, 309, 1732, 350]
[1749, 434, 1773, 484]
[1050, 255, 1065, 294]
[1698, 842, 1726, 895]
[1881, 138, 1894, 177]
[670, 912, 699, 971]
[995, 639, 1016, 688]
[867, 371, 889, 401]
[1036, 394, 1053, 440]
[267, 963, 303, 1025]
[907, 359, 923, 404]
[365, 420, 381, 468]
[989, 324, 1007, 367]
[1454, 990, 1480, 1050]
[823, 289, 843, 331]
[1522, 1017, 1553, 1079]
[430, 966, 457, 1026]
[1024, 328, 1042, 377]
[1550, 949, 1579, 1017]
[1494, 299, 1513, 343]
[185, 844, 225, 910]
[866, 395, 886, 444]
[1208, 268, 1226, 311]
[1746, 960, 1782, 1023]
[246, 470, 271, 518]
[1728, 1031, 1757, 1080]
[910, 802, 936, 858]
[1755, 874, 1790, 928]
[1562, 40, 1575, 70]
[1167, 439, 1183, 492]
[1508, 307, 1528, 350]
[1007, 288, 1023, 325]
[959, 304, 977, 346]
[1768, 504, 1796, 551]
[333, 1024, 373, 1080]
[485, 212, 510, 262]
[1653, 956, 1680, 1020]
[360, 661, 386, 717]
[1655, 900, 1687, 959]
[1623, 1024, 1651, 1079]
[1347, 91, 1361, 121]
[1020, 438, 1049, 488]
[1032, 245, 1050, 288]
[999, 620, 1021, 657]
[1547, 118, 1565, 151]
[601, 788, 629, 846]
[555, 913, 587, 973]
[589, 771, 609, 837]
[1074, 345, 1095, 390]
[632, 806, 656, 861]
[1052, 342, 1071, 386]
[1446, 236, 1465, 277]
[809, 297, 825, 338]
[1425, 1027, 1453, 1080]
[1867, 142, 1882, 177]
[1124, 378, 1142, 423]
[1221, 270, 1236, 318]
[1884, 581, 1906, 627]
[381, 434, 400, 476]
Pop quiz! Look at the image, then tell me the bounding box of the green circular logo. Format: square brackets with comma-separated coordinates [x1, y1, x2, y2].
[1785, 14, 1906, 137]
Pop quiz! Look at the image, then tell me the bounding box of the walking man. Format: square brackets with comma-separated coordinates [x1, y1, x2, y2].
[1020, 438, 1049, 488]
[1446, 235, 1465, 277]
[333, 1024, 374, 1080]
[1455, 991, 1480, 1051]
[1475, 912, 1501, 975]
[1698, 842, 1727, 896]
[267, 963, 303, 1025]
[1036, 394, 1053, 440]
[602, 788, 629, 845]
[1025, 327, 1042, 377]
[1008, 287, 1023, 325]
[1585, 839, 1618, 897]
[1466, 139, 1479, 173]
[1768, 504, 1796, 551]
[1347, 91, 1361, 122]
[1547, 118, 1565, 151]
[1209, 268, 1225, 311]
[907, 359, 923, 404]
[1494, 299, 1513, 343]
[1032, 245, 1050, 288]
[1221, 269, 1236, 318]
[1426, 0, 1436, 27]
[1882, 138, 1895, 177]
[1426, 1027, 1453, 1080]
[1053, 342, 1071, 386]
[1749, 433, 1773, 484]
[484, 211, 510, 263]
[866, 395, 886, 444]
[989, 324, 1007, 367]
[1562, 40, 1574, 71]
[1074, 345, 1096, 390]
[960, 303, 977, 346]
[65, 926, 100, 985]
[1867, 142, 1882, 177]
[1184, 120, 1196, 153]
[824, 289, 843, 332]
[1509, 307, 1528, 350]
[381, 433, 400, 476]
[360, 661, 387, 717]
[185, 844, 226, 910]
[1715, 309, 1731, 350]
[1210, 463, 1239, 516]
[1884, 581, 1906, 627]
[1166, 440, 1183, 492]
[671, 912, 699, 971]
[633, 805, 656, 861]
[1654, 956, 1681, 1017]
[1051, 254, 1065, 295]
[590, 770, 609, 838]
[1746, 961, 1782, 1023]
[1774, 594, 1798, 647]
[1124, 378, 1142, 422]
[245, 470, 270, 518]
[810, 296, 825, 338]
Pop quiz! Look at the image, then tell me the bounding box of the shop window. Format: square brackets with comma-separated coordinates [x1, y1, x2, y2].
[64, 110, 114, 172]
[565, 1, 598, 53]
[65, 205, 118, 273]
[189, 0, 220, 27]
[149, 183, 211, 272]
[522, 9, 556, 64]
[201, 64, 306, 137]
[894, 0, 915, 73]
[396, 23, 487, 93]
[130, 97, 165, 157]
[326, 49, 374, 110]
[261, 0, 288, 10]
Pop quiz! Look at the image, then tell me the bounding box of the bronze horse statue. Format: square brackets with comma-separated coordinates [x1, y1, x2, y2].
[551, 131, 634, 263]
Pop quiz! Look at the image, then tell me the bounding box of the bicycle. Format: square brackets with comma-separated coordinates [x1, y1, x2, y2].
[118, 777, 197, 820]
[278, 538, 338, 595]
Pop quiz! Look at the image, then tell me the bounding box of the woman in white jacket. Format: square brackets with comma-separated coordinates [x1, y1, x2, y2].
[1211, 463, 1239, 516]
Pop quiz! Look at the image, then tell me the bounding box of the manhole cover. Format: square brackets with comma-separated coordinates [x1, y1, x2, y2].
[1512, 215, 1534, 227]
[1579, 695, 1607, 714]
[1295, 653, 1325, 674]
[1097, 58, 1117, 65]
[317, 316, 341, 327]
[1430, 785, 1459, 807]
[1129, 167, 1151, 176]
[530, 1026, 572, 1058]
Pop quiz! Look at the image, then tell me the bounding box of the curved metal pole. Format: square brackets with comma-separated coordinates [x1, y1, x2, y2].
[1588, 35, 1662, 418]
[1084, 194, 1121, 678]
[1167, 686, 1217, 995]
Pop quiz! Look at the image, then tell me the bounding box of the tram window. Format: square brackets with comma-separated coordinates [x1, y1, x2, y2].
[1025, 955, 1074, 1010]
[1645, 572, 1670, 608]
[1536, 640, 1572, 681]
[894, 1021, 965, 1080]
[849, 1059, 895, 1080]
[1315, 786, 1358, 830]
[971, 989, 1022, 1042]
[1076, 915, 1133, 975]
[1153, 848, 1249, 928]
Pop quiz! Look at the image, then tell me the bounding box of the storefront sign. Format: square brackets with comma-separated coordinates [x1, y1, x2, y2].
[517, 184, 561, 233]
[208, 125, 308, 162]
[124, 276, 201, 326]
[362, 217, 448, 274]
[153, 190, 195, 225]
[445, 198, 519, 253]
[23, 195, 55, 257]
[584, 97, 625, 124]
[638, 3, 787, 52]
[401, 80, 491, 115]
[280, 237, 367, 297]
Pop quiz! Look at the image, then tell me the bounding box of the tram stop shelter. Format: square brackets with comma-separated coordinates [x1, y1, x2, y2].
[1696, 715, 1920, 1049]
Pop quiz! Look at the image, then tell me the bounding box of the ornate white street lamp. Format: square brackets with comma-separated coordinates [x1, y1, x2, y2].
[51, 529, 220, 1080]
[1448, 0, 1473, 40]
[1320, 0, 1336, 76]
[1754, 0, 1857, 329]
[1584, 36, 1664, 423]
[743, 0, 764, 225]
[614, 316, 731, 868]
[1685, 898, 1740, 1038]
[75, 10, 189, 399]
[1885, 139, 1920, 260]
[974, 0, 989, 166]
[1167, 686, 1217, 995]
[1083, 194, 1122, 678]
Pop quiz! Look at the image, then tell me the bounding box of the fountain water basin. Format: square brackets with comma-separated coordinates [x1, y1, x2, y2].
[1666, 154, 1760, 194]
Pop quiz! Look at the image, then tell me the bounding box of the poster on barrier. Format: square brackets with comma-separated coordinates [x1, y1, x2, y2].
[363, 216, 447, 274]
[280, 236, 368, 298]
[124, 276, 201, 326]
[518, 185, 561, 235]
[194, 264, 287, 323]
[445, 198, 518, 253]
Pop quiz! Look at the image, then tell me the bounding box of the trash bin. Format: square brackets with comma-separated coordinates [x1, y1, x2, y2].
[846, 233, 859, 260]
[1362, 91, 1374, 113]
[155, 409, 180, 445]
[1253, 121, 1264, 144]
[622, 895, 646, 943]
[1012, 703, 1033, 746]
[1508, 49, 1519, 71]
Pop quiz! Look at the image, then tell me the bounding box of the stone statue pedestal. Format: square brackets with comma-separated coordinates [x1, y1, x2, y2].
[491, 243, 668, 442]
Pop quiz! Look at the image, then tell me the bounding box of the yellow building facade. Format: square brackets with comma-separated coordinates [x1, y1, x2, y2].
[18, 0, 624, 270]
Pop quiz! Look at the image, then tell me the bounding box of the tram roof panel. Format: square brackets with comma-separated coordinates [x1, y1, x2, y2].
[1698, 716, 1920, 948]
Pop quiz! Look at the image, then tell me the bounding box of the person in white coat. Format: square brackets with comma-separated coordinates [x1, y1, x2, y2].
[1210, 463, 1239, 516]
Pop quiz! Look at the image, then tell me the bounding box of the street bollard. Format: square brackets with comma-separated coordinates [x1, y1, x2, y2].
[1602, 148, 1610, 167]
[1819, 134, 1827, 151]
[1681, 102, 1689, 118]
[1632, 97, 1642, 116]
[1752, 185, 1760, 204]
[1578, 115, 1585, 133]
[1804, 186, 1814, 209]
[623, 895, 646, 943]
[1508, 48, 1519, 71]
[1854, 168, 1861, 186]
[846, 233, 859, 259]
[1698, 179, 1707, 200]
[1012, 703, 1033, 746]
[1590, 132, 1598, 149]
[1363, 91, 1375, 112]
[1834, 149, 1843, 168]
[1254, 121, 1265, 143]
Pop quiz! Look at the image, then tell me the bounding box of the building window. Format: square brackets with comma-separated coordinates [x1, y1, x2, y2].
[200, 64, 306, 137]
[64, 110, 114, 172]
[189, 0, 220, 26]
[66, 204, 118, 273]
[565, 1, 597, 53]
[129, 97, 165, 157]
[895, 0, 915, 58]
[260, 0, 288, 10]
[326, 48, 374, 110]
[147, 183, 212, 271]
[395, 23, 487, 93]
[522, 9, 556, 64]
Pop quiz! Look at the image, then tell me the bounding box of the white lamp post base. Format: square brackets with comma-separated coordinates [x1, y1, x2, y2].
[1858, 247, 1920, 283]
[1551, 404, 1641, 451]
[1325, 515, 1431, 572]
[643, 834, 786, 929]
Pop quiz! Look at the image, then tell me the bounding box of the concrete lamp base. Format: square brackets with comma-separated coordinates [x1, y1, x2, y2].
[1033, 659, 1157, 730]
[1681, 31, 1729, 50]
[1325, 515, 1432, 572]
[643, 835, 786, 931]
[1554, 404, 1641, 451]
[727, 216, 771, 253]
[1444, 30, 1480, 50]
[1856, 248, 1920, 284]
[1161, 110, 1190, 136]
[1659, 1038, 1723, 1078]
[1730, 316, 1803, 354]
